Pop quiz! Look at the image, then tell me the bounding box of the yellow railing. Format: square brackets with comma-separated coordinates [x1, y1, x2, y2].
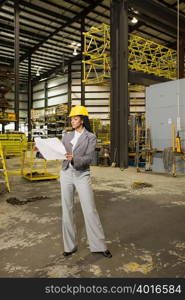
[21, 142, 60, 181]
[0, 133, 27, 156]
[83, 23, 177, 84]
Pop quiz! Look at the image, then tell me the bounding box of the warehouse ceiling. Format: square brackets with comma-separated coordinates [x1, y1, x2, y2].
[0, 0, 185, 84]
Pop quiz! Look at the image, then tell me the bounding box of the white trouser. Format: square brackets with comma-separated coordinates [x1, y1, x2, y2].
[60, 168, 107, 252]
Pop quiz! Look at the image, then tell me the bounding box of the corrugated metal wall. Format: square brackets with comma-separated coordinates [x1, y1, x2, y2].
[32, 62, 146, 119]
[5, 87, 28, 121]
[33, 75, 68, 109]
[71, 61, 110, 123]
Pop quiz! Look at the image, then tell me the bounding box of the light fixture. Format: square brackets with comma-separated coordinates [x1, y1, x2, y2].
[73, 47, 78, 56]
[70, 41, 81, 55]
[36, 66, 41, 76]
[131, 16, 138, 24]
[36, 69, 40, 76]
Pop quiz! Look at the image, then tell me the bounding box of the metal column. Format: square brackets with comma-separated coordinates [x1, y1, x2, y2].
[110, 0, 128, 168]
[179, 37, 184, 79]
[81, 16, 85, 106]
[68, 63, 72, 114]
[28, 56, 32, 142]
[44, 81, 48, 108]
[14, 0, 20, 131]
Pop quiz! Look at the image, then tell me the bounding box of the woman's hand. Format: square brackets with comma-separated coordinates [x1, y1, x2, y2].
[65, 152, 73, 161]
[33, 145, 38, 151]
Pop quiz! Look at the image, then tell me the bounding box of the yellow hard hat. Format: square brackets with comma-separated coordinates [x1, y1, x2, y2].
[69, 105, 89, 117]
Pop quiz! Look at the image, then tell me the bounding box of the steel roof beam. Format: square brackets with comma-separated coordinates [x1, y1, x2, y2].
[3, 3, 80, 30]
[84, 0, 109, 10]
[33, 54, 82, 84]
[0, 0, 8, 9]
[133, 28, 170, 44]
[0, 24, 80, 53]
[0, 14, 82, 45]
[38, 0, 109, 21]
[18, 0, 73, 23]
[0, 56, 13, 64]
[128, 70, 170, 86]
[0, 39, 31, 51]
[6, 1, 106, 33]
[18, 0, 108, 27]
[130, 12, 177, 38]
[19, 0, 104, 63]
[2, 4, 108, 42]
[129, 0, 185, 32]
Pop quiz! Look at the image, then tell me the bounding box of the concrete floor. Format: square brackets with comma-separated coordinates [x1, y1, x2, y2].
[0, 158, 185, 278]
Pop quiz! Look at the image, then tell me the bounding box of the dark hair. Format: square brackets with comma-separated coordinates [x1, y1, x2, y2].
[79, 115, 92, 132]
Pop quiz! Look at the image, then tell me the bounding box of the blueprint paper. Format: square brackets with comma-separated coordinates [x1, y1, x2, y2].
[34, 137, 66, 160]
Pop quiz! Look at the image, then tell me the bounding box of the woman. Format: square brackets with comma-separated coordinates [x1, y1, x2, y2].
[60, 105, 112, 258]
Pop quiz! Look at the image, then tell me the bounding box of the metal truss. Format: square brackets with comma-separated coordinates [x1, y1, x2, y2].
[83, 24, 111, 84]
[83, 23, 177, 84]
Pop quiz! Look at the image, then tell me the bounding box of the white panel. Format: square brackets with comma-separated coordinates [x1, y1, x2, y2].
[20, 111, 27, 118]
[33, 82, 45, 92]
[89, 113, 109, 119]
[87, 106, 109, 113]
[72, 92, 81, 99]
[72, 85, 81, 92]
[33, 90, 45, 100]
[5, 102, 28, 109]
[72, 61, 81, 67]
[130, 92, 145, 98]
[85, 92, 110, 99]
[19, 102, 28, 109]
[48, 86, 67, 97]
[85, 100, 109, 105]
[130, 99, 145, 105]
[72, 79, 81, 85]
[6, 109, 14, 113]
[72, 72, 81, 79]
[48, 76, 67, 88]
[130, 107, 145, 113]
[33, 100, 45, 108]
[21, 94, 28, 101]
[146, 79, 185, 153]
[5, 92, 28, 101]
[4, 123, 15, 131]
[72, 100, 81, 106]
[72, 65, 81, 71]
[48, 95, 68, 106]
[85, 85, 110, 92]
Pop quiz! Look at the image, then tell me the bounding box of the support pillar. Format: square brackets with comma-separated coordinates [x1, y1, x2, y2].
[44, 81, 48, 108]
[28, 56, 32, 141]
[179, 37, 184, 79]
[68, 63, 72, 114]
[110, 0, 128, 168]
[14, 0, 20, 131]
[81, 16, 85, 106]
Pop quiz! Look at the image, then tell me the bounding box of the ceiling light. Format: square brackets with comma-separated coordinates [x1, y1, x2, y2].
[36, 69, 40, 76]
[36, 66, 42, 76]
[131, 17, 138, 24]
[73, 47, 78, 56]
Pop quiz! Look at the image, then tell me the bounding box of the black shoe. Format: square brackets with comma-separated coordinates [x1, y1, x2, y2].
[102, 250, 112, 258]
[92, 249, 112, 258]
[63, 249, 77, 257]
